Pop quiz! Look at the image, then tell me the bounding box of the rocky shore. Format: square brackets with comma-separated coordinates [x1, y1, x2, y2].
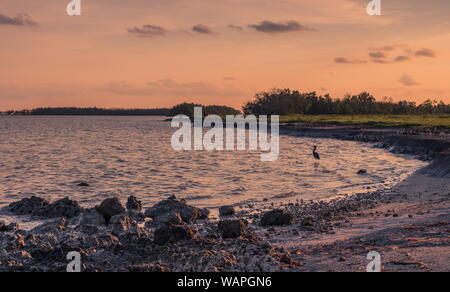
[0, 188, 406, 272]
[1, 178, 447, 272]
[0, 127, 448, 272]
[0, 195, 306, 272]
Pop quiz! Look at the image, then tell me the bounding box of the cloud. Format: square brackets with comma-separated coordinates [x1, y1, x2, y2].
[358, 45, 437, 65]
[334, 57, 366, 64]
[248, 20, 315, 33]
[192, 24, 215, 35]
[369, 44, 408, 52]
[398, 74, 419, 86]
[372, 59, 389, 64]
[0, 13, 37, 26]
[394, 56, 411, 62]
[127, 25, 167, 38]
[415, 48, 436, 57]
[378, 46, 396, 52]
[227, 25, 243, 31]
[103, 79, 244, 97]
[146, 79, 243, 96]
[369, 52, 386, 59]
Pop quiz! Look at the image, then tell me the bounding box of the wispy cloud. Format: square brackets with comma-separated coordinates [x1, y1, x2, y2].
[348, 44, 437, 66]
[227, 24, 243, 31]
[248, 20, 315, 33]
[415, 48, 436, 57]
[372, 59, 389, 64]
[127, 24, 167, 38]
[398, 74, 419, 86]
[103, 79, 244, 97]
[192, 24, 215, 35]
[0, 13, 37, 26]
[369, 44, 409, 52]
[334, 57, 366, 64]
[369, 52, 386, 59]
[394, 56, 411, 63]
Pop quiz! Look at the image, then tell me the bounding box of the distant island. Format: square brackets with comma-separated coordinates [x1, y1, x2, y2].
[2, 89, 449, 130]
[242, 89, 450, 129]
[1, 103, 241, 117]
[2, 107, 171, 116]
[243, 89, 450, 115]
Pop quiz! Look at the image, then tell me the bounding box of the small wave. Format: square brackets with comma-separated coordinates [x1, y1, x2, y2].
[272, 191, 297, 199]
[225, 176, 242, 182]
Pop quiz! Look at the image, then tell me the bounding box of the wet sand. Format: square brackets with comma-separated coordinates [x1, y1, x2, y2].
[262, 174, 449, 271]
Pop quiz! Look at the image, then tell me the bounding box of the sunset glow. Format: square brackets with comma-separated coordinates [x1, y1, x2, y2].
[1, 0, 449, 110]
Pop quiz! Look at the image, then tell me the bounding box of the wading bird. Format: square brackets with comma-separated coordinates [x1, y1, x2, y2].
[313, 145, 321, 161]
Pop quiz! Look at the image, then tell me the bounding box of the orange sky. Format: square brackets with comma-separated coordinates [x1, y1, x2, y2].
[1, 0, 449, 110]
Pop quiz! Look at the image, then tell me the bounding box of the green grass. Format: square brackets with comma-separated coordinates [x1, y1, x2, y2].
[278, 114, 450, 129]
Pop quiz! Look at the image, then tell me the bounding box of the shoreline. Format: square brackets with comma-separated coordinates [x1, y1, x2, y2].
[280, 124, 450, 160]
[274, 125, 449, 271]
[0, 126, 449, 272]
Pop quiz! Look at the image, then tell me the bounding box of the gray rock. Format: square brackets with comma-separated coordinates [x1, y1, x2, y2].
[7, 223, 21, 233]
[30, 218, 67, 234]
[95, 197, 125, 223]
[0, 221, 21, 233]
[0, 221, 6, 232]
[199, 208, 210, 219]
[9, 196, 49, 215]
[126, 196, 142, 211]
[218, 220, 245, 238]
[357, 169, 368, 175]
[91, 233, 120, 249]
[300, 216, 314, 227]
[155, 212, 183, 226]
[82, 224, 99, 235]
[260, 209, 293, 226]
[145, 196, 209, 224]
[153, 224, 197, 245]
[0, 195, 303, 272]
[78, 208, 106, 226]
[219, 206, 235, 217]
[126, 210, 146, 223]
[32, 197, 83, 219]
[110, 214, 136, 234]
[128, 263, 170, 272]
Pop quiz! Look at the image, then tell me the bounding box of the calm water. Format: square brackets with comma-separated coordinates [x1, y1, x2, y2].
[0, 116, 427, 212]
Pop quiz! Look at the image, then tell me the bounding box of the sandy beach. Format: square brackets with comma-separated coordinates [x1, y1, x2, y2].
[266, 173, 449, 271]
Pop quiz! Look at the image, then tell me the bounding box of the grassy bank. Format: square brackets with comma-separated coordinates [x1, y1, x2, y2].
[279, 114, 450, 129]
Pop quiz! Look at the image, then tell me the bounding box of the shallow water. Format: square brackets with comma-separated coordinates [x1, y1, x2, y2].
[0, 116, 427, 213]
